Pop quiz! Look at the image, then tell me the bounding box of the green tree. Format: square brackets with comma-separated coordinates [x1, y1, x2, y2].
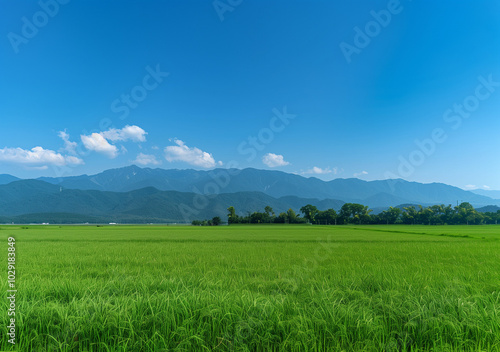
[250, 212, 265, 223]
[417, 206, 434, 225]
[429, 205, 444, 225]
[287, 208, 297, 223]
[379, 206, 401, 224]
[340, 203, 371, 224]
[443, 204, 455, 224]
[316, 208, 337, 225]
[275, 212, 288, 223]
[212, 216, 221, 226]
[300, 204, 318, 224]
[455, 202, 476, 225]
[227, 206, 236, 224]
[263, 206, 275, 223]
[264, 206, 274, 217]
[402, 206, 417, 225]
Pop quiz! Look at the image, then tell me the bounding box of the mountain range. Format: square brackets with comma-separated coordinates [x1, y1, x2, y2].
[471, 189, 500, 200]
[0, 165, 498, 223]
[0, 179, 344, 223]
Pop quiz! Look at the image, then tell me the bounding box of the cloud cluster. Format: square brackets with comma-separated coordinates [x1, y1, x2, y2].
[353, 170, 368, 177]
[81, 133, 119, 158]
[262, 153, 290, 167]
[464, 184, 490, 190]
[0, 125, 225, 171]
[133, 153, 161, 166]
[164, 139, 219, 168]
[101, 125, 147, 142]
[58, 131, 77, 155]
[304, 166, 337, 175]
[0, 146, 83, 166]
[80, 125, 147, 158]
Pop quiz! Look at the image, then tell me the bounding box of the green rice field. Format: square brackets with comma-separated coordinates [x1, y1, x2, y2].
[1, 225, 500, 351]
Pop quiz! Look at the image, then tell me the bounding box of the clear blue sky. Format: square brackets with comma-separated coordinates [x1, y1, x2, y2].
[1, 0, 499, 190]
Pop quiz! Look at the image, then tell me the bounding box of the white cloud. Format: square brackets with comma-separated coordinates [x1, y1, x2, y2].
[464, 184, 491, 191]
[0, 146, 84, 166]
[81, 133, 118, 158]
[164, 139, 217, 168]
[81, 125, 147, 158]
[304, 166, 337, 175]
[101, 125, 147, 142]
[27, 165, 49, 170]
[58, 130, 77, 155]
[262, 153, 290, 167]
[133, 153, 161, 166]
[353, 170, 368, 177]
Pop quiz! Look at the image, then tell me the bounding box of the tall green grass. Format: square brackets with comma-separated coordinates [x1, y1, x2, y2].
[1, 225, 499, 351]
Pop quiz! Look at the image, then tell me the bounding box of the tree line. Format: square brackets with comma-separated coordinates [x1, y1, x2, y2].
[191, 216, 222, 226]
[225, 202, 500, 225]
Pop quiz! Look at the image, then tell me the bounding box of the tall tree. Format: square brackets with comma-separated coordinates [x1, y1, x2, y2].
[339, 203, 371, 224]
[264, 206, 274, 217]
[402, 206, 417, 224]
[317, 208, 337, 225]
[212, 216, 221, 226]
[287, 208, 297, 223]
[300, 204, 318, 224]
[380, 206, 401, 224]
[227, 206, 236, 224]
[455, 202, 476, 225]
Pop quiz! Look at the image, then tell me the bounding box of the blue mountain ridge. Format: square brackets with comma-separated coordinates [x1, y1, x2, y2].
[34, 165, 500, 207]
[0, 165, 497, 223]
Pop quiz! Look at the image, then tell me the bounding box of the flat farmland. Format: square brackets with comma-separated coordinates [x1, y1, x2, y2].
[1, 225, 499, 351]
